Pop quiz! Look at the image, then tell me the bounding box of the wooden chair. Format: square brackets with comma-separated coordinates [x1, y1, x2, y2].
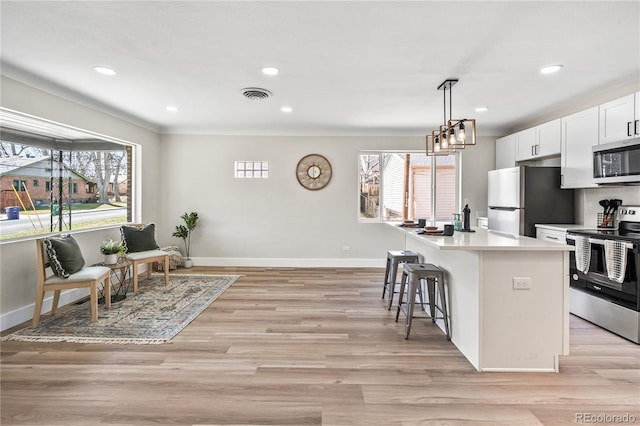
[123, 224, 169, 292]
[33, 237, 112, 328]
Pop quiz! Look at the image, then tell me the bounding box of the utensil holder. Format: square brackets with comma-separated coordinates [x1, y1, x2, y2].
[597, 213, 615, 228]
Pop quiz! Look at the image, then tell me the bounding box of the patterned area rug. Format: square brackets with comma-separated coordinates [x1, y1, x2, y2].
[4, 274, 239, 345]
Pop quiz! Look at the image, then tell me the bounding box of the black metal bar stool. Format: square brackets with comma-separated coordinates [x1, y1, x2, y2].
[395, 263, 451, 340]
[382, 250, 419, 310]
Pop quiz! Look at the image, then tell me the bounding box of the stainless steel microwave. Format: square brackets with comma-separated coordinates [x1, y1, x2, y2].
[593, 138, 640, 184]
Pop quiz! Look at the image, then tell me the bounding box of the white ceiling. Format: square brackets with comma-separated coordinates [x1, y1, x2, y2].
[1, 1, 639, 137]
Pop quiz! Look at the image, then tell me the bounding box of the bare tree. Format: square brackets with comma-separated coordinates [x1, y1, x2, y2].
[111, 152, 126, 202]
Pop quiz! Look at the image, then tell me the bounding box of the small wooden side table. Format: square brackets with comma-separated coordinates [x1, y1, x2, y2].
[91, 259, 132, 304]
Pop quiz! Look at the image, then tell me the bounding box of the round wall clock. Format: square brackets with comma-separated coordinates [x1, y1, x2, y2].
[296, 154, 332, 190]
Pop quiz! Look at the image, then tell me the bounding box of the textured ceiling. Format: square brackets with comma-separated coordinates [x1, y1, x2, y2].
[1, 1, 639, 137]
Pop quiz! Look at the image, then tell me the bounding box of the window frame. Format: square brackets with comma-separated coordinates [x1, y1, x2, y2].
[357, 150, 460, 224]
[234, 160, 269, 179]
[0, 108, 138, 242]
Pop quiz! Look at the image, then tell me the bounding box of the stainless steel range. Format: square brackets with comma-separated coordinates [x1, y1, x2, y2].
[566, 206, 640, 343]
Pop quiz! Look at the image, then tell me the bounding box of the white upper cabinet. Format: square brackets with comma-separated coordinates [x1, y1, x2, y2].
[515, 127, 537, 161]
[536, 119, 562, 158]
[495, 134, 516, 169]
[599, 92, 640, 144]
[561, 106, 599, 188]
[514, 119, 561, 162]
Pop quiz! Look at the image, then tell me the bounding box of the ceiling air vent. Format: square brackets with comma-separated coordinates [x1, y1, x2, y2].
[240, 87, 272, 100]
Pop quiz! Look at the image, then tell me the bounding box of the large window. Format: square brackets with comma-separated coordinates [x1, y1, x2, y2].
[359, 152, 458, 223]
[0, 110, 133, 240]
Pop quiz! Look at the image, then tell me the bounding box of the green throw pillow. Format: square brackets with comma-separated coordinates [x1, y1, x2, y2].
[44, 235, 85, 278]
[120, 224, 159, 253]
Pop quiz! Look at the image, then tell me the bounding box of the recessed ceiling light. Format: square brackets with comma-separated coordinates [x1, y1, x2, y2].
[166, 105, 179, 112]
[475, 106, 489, 112]
[93, 66, 116, 76]
[262, 67, 279, 76]
[540, 65, 563, 74]
[281, 106, 293, 113]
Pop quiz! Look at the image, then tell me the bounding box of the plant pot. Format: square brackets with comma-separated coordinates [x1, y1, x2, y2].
[183, 259, 193, 269]
[104, 254, 118, 265]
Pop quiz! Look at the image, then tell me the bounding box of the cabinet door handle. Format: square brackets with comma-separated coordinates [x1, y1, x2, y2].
[546, 236, 559, 241]
[628, 121, 633, 137]
[561, 174, 564, 187]
[531, 145, 535, 156]
[635, 120, 639, 135]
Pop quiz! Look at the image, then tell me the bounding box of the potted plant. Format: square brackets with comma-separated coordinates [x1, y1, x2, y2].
[100, 239, 123, 265]
[172, 211, 199, 268]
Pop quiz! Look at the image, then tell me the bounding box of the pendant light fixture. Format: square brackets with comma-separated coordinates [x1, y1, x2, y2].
[426, 78, 477, 156]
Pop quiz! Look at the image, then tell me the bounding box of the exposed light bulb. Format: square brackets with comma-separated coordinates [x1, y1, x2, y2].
[457, 122, 466, 142]
[449, 131, 457, 145]
[441, 132, 448, 149]
[434, 137, 441, 152]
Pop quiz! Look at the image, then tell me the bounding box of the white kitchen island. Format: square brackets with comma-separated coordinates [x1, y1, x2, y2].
[389, 224, 574, 372]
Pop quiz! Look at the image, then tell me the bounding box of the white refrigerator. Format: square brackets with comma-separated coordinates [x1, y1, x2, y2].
[487, 166, 574, 237]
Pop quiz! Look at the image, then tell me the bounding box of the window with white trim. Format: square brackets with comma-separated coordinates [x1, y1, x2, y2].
[234, 161, 269, 178]
[358, 151, 458, 223]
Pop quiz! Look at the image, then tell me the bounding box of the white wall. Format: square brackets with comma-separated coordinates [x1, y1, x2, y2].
[158, 134, 406, 266]
[0, 76, 162, 330]
[158, 134, 495, 266]
[461, 136, 495, 219]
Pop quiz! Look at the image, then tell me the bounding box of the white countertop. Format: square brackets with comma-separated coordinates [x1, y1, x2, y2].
[535, 224, 585, 232]
[389, 223, 574, 251]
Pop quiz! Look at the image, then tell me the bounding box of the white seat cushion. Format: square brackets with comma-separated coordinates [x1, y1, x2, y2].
[125, 249, 168, 261]
[45, 266, 110, 284]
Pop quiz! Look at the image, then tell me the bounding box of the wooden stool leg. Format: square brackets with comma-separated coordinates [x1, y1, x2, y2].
[89, 285, 98, 323]
[51, 290, 61, 316]
[32, 287, 44, 328]
[163, 257, 169, 286]
[132, 261, 139, 292]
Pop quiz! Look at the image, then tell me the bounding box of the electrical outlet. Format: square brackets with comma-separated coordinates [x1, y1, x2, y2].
[513, 277, 531, 290]
[342, 245, 351, 251]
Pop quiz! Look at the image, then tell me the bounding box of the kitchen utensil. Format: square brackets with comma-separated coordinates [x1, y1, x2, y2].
[611, 199, 623, 214]
[599, 199, 609, 215]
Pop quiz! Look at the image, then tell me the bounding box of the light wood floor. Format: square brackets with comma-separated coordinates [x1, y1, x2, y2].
[2, 267, 639, 425]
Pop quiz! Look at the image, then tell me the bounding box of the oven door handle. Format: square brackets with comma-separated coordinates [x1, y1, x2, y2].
[566, 235, 635, 250]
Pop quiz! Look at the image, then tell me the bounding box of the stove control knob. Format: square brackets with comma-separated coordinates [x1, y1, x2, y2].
[572, 273, 579, 281]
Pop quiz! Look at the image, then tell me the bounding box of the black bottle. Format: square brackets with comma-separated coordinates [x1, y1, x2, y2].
[462, 204, 471, 231]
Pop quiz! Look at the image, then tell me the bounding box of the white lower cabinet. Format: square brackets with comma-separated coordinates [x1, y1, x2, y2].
[561, 106, 599, 188]
[536, 228, 567, 244]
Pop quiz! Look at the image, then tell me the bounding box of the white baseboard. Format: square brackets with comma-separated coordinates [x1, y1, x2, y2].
[1, 288, 89, 332]
[192, 257, 385, 268]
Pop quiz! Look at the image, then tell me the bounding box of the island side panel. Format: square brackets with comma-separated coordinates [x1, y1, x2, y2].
[479, 250, 569, 372]
[406, 234, 482, 370]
